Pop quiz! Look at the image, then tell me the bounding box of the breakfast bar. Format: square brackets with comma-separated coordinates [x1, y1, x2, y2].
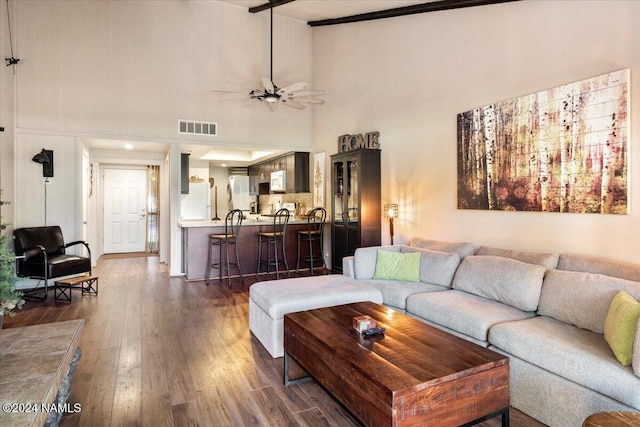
[179, 216, 326, 280]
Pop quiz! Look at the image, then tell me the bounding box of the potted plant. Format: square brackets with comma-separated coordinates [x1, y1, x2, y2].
[0, 191, 24, 327]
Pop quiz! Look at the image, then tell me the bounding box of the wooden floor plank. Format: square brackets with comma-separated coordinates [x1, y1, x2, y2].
[3, 257, 545, 427]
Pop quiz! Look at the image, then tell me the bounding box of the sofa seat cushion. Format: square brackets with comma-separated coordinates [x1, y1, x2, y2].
[489, 316, 640, 409]
[249, 275, 383, 320]
[356, 279, 448, 310]
[452, 255, 546, 312]
[406, 289, 536, 343]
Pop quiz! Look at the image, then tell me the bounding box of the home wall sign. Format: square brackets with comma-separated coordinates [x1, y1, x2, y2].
[457, 69, 629, 214]
[337, 132, 380, 152]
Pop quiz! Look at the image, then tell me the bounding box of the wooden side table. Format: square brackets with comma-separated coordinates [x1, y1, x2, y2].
[0, 319, 84, 426]
[583, 411, 640, 426]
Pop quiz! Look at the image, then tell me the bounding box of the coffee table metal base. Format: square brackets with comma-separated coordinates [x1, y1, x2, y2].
[283, 352, 313, 387]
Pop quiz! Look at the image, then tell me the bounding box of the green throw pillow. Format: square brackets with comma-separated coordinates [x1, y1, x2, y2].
[372, 250, 421, 282]
[604, 290, 640, 366]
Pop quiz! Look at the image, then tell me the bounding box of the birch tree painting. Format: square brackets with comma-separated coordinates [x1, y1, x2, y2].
[457, 69, 629, 214]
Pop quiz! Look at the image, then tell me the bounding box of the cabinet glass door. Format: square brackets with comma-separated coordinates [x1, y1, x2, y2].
[333, 161, 344, 225]
[345, 157, 359, 225]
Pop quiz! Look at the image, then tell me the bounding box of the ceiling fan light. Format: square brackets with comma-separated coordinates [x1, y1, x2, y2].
[265, 94, 278, 103]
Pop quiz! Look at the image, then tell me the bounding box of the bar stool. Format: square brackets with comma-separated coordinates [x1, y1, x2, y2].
[256, 208, 290, 279]
[296, 207, 327, 274]
[205, 209, 243, 287]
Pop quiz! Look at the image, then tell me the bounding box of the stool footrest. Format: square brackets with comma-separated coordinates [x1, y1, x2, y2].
[54, 275, 99, 302]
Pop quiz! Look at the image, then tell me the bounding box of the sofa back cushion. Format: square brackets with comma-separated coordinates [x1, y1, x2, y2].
[354, 246, 400, 279]
[557, 254, 640, 282]
[452, 255, 546, 312]
[353, 245, 460, 287]
[400, 246, 461, 287]
[538, 269, 640, 334]
[475, 246, 559, 270]
[409, 237, 474, 259]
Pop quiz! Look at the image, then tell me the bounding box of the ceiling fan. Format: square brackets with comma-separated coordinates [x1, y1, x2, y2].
[214, 1, 325, 112]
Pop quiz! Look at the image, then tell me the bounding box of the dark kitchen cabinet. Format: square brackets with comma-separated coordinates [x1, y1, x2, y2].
[248, 152, 309, 193]
[331, 149, 381, 273]
[286, 152, 309, 193]
[181, 153, 190, 194]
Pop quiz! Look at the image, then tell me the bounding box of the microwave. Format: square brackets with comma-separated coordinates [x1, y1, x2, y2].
[270, 170, 286, 192]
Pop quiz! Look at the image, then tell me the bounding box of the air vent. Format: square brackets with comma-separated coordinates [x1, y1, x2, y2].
[228, 167, 249, 176]
[178, 120, 217, 136]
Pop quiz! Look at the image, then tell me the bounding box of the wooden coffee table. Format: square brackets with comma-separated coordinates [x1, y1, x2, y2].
[283, 301, 510, 427]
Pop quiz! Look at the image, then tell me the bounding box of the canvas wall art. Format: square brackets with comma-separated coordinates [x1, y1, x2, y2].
[313, 152, 326, 208]
[457, 69, 629, 214]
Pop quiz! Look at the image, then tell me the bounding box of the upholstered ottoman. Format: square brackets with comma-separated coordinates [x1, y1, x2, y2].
[249, 275, 383, 357]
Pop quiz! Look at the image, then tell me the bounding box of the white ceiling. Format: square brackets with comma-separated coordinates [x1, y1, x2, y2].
[84, 1, 436, 165]
[218, 1, 432, 22]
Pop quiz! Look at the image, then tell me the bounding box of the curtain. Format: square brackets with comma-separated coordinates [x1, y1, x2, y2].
[146, 165, 160, 254]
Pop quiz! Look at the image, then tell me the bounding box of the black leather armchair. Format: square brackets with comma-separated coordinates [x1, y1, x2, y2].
[13, 226, 91, 299]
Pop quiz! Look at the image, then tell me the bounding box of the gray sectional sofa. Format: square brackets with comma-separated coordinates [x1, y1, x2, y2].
[249, 238, 640, 426]
[341, 239, 640, 427]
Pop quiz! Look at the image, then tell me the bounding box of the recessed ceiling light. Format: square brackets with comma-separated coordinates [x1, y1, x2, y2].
[124, 144, 133, 150]
[221, 163, 227, 167]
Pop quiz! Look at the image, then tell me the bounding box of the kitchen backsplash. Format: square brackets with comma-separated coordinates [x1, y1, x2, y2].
[259, 193, 313, 216]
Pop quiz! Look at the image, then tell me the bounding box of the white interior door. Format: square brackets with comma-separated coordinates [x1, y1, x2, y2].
[81, 149, 90, 257]
[104, 168, 147, 253]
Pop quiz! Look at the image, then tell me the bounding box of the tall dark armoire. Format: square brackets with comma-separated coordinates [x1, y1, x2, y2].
[331, 148, 381, 272]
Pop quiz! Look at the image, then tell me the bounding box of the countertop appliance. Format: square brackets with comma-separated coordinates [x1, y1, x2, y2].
[228, 176, 255, 211]
[270, 170, 286, 192]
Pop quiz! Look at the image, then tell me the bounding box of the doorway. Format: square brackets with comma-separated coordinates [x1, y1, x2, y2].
[103, 168, 148, 253]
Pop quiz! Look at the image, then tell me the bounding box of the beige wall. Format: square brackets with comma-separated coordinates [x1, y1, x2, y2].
[311, 0, 640, 263]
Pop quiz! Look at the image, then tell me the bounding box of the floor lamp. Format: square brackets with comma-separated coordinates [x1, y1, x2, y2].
[384, 204, 399, 245]
[32, 149, 53, 226]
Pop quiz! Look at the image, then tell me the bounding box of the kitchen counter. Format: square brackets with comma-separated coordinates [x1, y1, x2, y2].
[180, 216, 328, 280]
[178, 215, 313, 228]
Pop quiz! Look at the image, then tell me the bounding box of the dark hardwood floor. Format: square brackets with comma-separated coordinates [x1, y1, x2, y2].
[3, 256, 546, 427]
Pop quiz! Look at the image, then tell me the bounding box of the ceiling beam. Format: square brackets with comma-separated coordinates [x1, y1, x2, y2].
[308, 0, 521, 27]
[248, 0, 296, 14]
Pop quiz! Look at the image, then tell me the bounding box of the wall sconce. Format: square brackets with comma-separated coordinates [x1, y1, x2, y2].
[32, 148, 54, 177]
[384, 203, 399, 245]
[32, 148, 54, 225]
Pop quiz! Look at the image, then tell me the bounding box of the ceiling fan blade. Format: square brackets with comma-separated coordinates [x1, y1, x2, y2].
[297, 97, 325, 105]
[289, 90, 326, 97]
[241, 98, 261, 108]
[262, 77, 275, 94]
[277, 81, 308, 95]
[268, 102, 278, 112]
[211, 89, 245, 94]
[281, 99, 306, 110]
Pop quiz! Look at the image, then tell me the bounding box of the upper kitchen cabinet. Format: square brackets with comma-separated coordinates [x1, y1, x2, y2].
[286, 152, 309, 193]
[249, 152, 309, 193]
